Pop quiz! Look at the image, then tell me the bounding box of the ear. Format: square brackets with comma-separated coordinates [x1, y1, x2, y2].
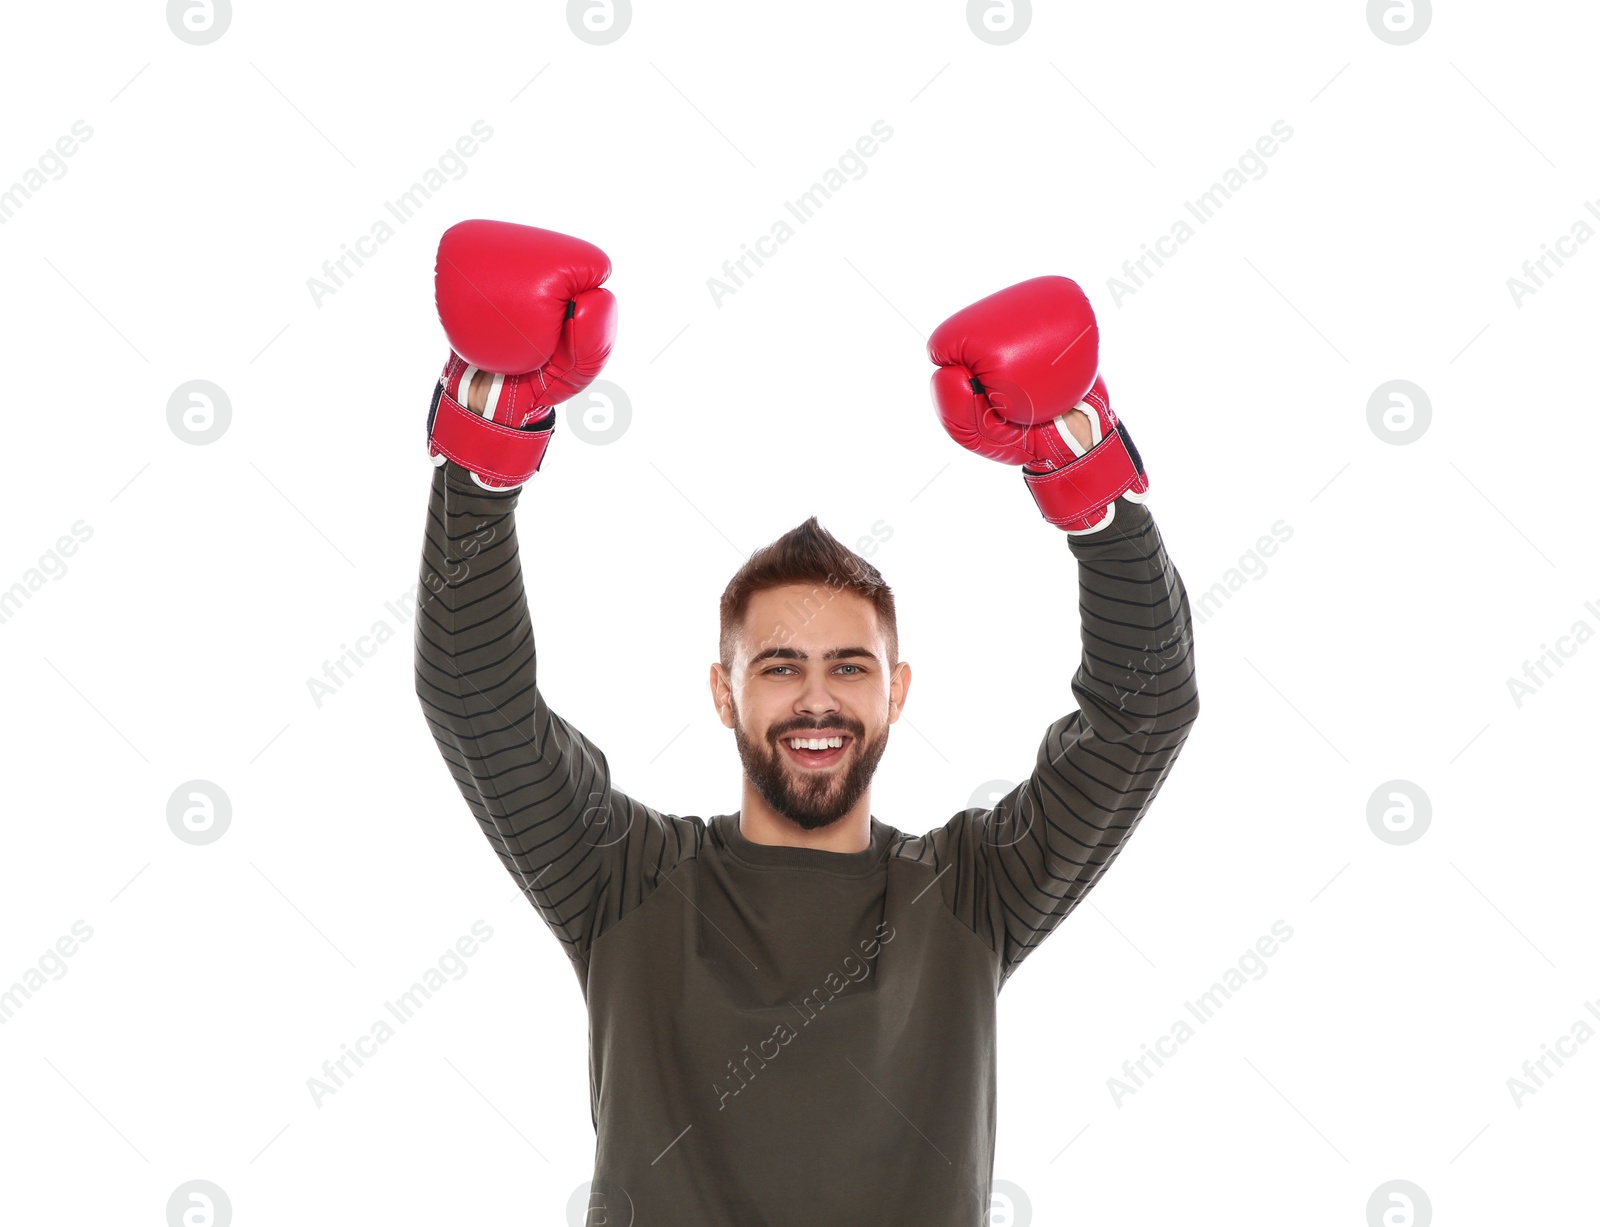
[888, 660, 912, 724]
[709, 662, 736, 729]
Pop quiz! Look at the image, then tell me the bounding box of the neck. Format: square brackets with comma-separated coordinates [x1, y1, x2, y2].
[736, 783, 873, 853]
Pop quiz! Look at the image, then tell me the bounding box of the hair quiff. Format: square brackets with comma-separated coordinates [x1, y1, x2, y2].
[718, 516, 897, 673]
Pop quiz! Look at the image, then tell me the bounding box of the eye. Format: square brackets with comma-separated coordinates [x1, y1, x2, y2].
[763, 664, 866, 676]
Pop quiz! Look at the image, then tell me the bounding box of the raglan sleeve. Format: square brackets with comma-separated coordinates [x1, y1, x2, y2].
[412, 459, 699, 974]
[932, 495, 1199, 988]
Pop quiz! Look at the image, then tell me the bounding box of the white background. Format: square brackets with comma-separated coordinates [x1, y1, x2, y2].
[2, 1, 1595, 1224]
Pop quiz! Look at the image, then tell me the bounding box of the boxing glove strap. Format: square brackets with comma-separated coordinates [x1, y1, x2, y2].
[428, 383, 553, 487]
[1022, 425, 1142, 529]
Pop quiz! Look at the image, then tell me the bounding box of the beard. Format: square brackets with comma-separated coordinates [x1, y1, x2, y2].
[730, 703, 891, 833]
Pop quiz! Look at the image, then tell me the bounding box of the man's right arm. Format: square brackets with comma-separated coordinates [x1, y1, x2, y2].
[413, 459, 700, 972]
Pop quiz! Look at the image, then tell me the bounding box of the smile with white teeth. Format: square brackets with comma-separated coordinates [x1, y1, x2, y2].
[785, 736, 845, 750]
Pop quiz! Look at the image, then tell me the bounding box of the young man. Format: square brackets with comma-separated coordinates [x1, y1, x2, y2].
[414, 220, 1199, 1226]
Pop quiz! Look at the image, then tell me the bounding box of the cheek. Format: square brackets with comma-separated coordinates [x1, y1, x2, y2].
[741, 701, 780, 738]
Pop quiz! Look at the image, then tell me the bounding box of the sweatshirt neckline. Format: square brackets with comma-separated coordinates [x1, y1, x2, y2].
[714, 812, 890, 876]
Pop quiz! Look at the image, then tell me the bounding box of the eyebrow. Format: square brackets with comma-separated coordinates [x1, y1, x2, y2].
[748, 646, 877, 667]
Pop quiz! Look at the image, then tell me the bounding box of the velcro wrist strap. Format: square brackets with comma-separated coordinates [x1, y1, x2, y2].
[428, 385, 552, 487]
[1022, 426, 1141, 528]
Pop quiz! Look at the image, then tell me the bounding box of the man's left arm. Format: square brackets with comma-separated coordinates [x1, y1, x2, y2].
[996, 494, 1196, 981]
[922, 276, 1199, 987]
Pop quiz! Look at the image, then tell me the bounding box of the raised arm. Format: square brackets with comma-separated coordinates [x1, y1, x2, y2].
[414, 462, 700, 974]
[412, 221, 699, 980]
[938, 497, 1195, 984]
[915, 276, 1199, 986]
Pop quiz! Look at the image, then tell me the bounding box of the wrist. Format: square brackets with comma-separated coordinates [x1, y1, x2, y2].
[436, 456, 524, 502]
[426, 358, 555, 490]
[1064, 494, 1152, 543]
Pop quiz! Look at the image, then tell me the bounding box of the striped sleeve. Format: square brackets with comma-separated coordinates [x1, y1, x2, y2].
[916, 496, 1199, 988]
[412, 460, 701, 975]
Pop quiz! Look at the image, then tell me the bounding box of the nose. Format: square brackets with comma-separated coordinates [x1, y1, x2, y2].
[795, 695, 842, 727]
[796, 672, 841, 716]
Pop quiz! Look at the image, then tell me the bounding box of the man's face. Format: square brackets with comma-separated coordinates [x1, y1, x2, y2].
[716, 583, 909, 833]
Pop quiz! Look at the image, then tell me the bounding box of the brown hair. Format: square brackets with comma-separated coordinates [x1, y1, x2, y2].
[719, 516, 897, 673]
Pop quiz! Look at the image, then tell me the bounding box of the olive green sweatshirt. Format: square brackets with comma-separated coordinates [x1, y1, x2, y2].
[414, 461, 1198, 1226]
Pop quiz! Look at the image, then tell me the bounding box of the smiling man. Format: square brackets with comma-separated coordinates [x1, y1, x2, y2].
[713, 531, 907, 847]
[415, 220, 1199, 1226]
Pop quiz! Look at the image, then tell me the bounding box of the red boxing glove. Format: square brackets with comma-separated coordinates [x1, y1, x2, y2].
[428, 219, 618, 490]
[928, 276, 1148, 533]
